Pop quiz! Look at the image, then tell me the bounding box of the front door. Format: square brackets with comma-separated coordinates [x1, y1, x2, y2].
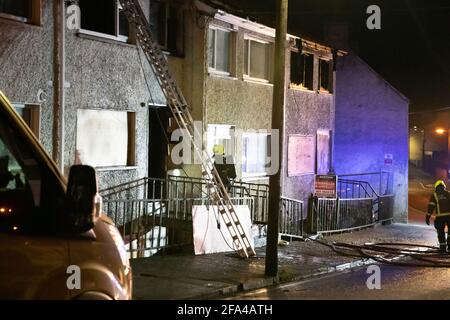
[148, 107, 169, 198]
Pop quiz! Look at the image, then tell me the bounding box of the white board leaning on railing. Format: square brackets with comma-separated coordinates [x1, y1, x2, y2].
[192, 205, 255, 255]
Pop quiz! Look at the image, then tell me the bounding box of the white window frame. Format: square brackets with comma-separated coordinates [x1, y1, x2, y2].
[78, 0, 130, 43]
[241, 132, 271, 178]
[208, 26, 233, 76]
[243, 36, 272, 83]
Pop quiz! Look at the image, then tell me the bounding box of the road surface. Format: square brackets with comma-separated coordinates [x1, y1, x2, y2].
[222, 265, 450, 300]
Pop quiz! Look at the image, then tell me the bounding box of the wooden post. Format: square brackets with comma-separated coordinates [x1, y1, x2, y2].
[265, 0, 288, 278]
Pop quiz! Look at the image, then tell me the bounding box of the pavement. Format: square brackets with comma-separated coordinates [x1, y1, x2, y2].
[130, 223, 438, 300]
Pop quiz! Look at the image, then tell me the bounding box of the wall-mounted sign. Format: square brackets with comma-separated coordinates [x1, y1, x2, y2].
[384, 154, 393, 165]
[288, 135, 315, 176]
[314, 174, 337, 198]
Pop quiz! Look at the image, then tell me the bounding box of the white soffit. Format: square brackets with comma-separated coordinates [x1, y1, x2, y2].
[214, 10, 298, 41]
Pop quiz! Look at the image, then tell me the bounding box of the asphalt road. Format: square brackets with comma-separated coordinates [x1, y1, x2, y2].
[222, 265, 450, 300]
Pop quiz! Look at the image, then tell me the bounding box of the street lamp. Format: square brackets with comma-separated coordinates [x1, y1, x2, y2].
[435, 128, 446, 135]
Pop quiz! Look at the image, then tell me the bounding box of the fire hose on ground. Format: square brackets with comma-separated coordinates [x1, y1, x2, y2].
[306, 237, 450, 268]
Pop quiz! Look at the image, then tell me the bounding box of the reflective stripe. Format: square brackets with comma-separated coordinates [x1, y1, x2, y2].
[428, 202, 436, 206]
[434, 193, 441, 214]
[436, 212, 450, 217]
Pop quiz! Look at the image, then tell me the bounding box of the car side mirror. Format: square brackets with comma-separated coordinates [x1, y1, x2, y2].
[65, 165, 100, 234]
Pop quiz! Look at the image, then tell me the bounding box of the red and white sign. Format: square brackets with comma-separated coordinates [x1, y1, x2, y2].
[314, 175, 337, 198]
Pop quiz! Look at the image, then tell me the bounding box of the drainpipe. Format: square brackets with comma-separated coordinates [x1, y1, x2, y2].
[330, 49, 338, 174]
[52, 0, 65, 173]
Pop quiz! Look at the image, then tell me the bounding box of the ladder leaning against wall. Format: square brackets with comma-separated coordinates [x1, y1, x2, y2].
[118, 0, 256, 258]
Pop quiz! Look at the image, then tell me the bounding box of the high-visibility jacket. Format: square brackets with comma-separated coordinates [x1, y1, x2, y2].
[427, 191, 450, 218]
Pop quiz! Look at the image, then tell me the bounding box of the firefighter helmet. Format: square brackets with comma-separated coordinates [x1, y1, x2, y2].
[435, 180, 446, 189]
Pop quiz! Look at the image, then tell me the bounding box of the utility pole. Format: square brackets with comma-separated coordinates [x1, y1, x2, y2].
[266, 0, 288, 278]
[52, 0, 65, 173]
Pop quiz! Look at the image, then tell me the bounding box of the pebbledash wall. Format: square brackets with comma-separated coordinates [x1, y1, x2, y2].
[0, 0, 165, 190]
[283, 42, 335, 204]
[334, 54, 409, 223]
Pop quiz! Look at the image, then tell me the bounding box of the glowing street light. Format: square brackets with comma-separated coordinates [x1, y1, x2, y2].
[435, 128, 446, 135]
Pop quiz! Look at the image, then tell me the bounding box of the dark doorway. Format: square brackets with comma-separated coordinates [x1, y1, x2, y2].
[148, 107, 169, 198]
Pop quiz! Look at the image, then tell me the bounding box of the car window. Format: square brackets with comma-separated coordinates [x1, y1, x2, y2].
[0, 143, 27, 192]
[0, 112, 64, 235]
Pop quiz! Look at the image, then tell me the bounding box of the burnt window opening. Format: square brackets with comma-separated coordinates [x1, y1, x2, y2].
[0, 0, 30, 19]
[290, 51, 314, 90]
[151, 0, 184, 55]
[319, 59, 333, 92]
[79, 0, 131, 42]
[0, 0, 40, 25]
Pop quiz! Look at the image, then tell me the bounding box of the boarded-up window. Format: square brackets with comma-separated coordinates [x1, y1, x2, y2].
[317, 130, 330, 174]
[76, 109, 135, 168]
[288, 135, 315, 176]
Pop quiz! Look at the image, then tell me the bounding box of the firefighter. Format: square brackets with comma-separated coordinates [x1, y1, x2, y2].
[212, 145, 236, 192]
[427, 180, 450, 253]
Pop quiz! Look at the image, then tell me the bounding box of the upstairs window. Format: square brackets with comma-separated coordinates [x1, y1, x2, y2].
[79, 0, 132, 43]
[319, 59, 333, 92]
[0, 0, 40, 25]
[151, 0, 184, 55]
[208, 27, 232, 75]
[290, 51, 314, 90]
[244, 38, 272, 82]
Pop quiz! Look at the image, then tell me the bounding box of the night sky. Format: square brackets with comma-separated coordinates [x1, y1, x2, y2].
[218, 0, 450, 112]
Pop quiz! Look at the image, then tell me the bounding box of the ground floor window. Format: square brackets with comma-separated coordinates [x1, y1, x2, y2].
[76, 109, 136, 168]
[207, 124, 236, 160]
[242, 132, 270, 177]
[13, 103, 40, 140]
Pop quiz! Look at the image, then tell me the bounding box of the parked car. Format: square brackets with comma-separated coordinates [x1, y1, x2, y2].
[0, 91, 132, 299]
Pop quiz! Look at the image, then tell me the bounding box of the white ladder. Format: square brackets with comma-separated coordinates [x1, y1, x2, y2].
[119, 0, 256, 258]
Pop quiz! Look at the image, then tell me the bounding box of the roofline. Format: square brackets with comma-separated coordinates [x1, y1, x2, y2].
[194, 0, 346, 55]
[351, 55, 409, 103]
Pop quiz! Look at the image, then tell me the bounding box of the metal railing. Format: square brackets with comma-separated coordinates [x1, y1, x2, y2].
[337, 179, 379, 199]
[280, 197, 304, 238]
[338, 171, 393, 196]
[103, 195, 254, 259]
[168, 175, 270, 224]
[311, 197, 374, 234]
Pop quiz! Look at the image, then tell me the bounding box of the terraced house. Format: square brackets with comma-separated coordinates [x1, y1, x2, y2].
[0, 0, 405, 257]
